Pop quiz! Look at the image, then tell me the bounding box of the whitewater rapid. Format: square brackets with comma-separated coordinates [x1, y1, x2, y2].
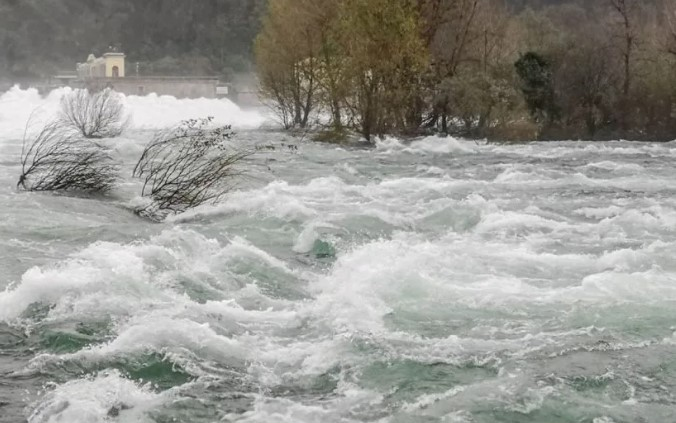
[1, 87, 676, 423]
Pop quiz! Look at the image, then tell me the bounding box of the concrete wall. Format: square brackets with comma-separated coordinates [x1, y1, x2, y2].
[86, 77, 219, 99]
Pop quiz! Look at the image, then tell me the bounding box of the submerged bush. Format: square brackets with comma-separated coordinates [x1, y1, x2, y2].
[59, 88, 129, 139]
[132, 117, 253, 219]
[17, 121, 118, 193]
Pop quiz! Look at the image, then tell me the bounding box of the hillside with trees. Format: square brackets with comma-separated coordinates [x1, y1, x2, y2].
[255, 0, 676, 141]
[0, 0, 266, 80]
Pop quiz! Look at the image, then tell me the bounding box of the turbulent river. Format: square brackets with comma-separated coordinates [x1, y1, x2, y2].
[1, 87, 676, 423]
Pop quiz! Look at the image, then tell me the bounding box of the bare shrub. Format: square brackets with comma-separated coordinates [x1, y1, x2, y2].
[59, 88, 129, 139]
[17, 121, 118, 193]
[132, 117, 254, 219]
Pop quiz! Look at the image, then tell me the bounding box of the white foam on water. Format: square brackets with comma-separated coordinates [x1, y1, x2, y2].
[0, 86, 267, 142]
[491, 166, 676, 192]
[121, 93, 267, 129]
[171, 175, 485, 231]
[3, 226, 320, 400]
[231, 382, 383, 423]
[408, 135, 481, 154]
[0, 225, 309, 390]
[575, 205, 626, 219]
[25, 315, 247, 379]
[490, 141, 676, 159]
[0, 240, 151, 321]
[170, 180, 320, 223]
[2, 96, 676, 422]
[401, 386, 466, 412]
[299, 228, 676, 343]
[28, 370, 163, 423]
[376, 135, 479, 155]
[0, 86, 64, 140]
[586, 161, 645, 173]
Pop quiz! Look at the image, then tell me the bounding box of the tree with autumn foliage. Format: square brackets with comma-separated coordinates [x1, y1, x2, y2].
[335, 0, 428, 141]
[255, 0, 676, 142]
[255, 0, 426, 141]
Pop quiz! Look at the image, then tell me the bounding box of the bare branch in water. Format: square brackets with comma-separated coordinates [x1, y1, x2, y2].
[59, 88, 129, 139]
[132, 117, 256, 220]
[18, 121, 118, 193]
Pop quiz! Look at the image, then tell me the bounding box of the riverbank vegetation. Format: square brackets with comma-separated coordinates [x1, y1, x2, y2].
[256, 0, 676, 142]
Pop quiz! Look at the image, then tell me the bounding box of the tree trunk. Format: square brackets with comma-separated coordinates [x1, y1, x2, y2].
[585, 105, 597, 138]
[332, 99, 342, 130]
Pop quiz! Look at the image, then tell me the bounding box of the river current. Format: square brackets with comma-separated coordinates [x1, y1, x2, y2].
[1, 87, 675, 423]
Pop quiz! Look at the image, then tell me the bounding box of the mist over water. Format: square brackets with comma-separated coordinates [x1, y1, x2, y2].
[1, 88, 676, 423]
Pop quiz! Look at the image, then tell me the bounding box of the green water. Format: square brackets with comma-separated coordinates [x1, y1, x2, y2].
[1, 130, 676, 422]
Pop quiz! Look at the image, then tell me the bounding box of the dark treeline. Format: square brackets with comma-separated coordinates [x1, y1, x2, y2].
[0, 0, 266, 80]
[256, 0, 676, 141]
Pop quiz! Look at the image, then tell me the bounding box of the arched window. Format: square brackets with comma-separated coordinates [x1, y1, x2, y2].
[112, 66, 119, 78]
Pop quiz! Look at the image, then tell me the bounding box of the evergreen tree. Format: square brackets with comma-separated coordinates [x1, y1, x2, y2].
[515, 52, 559, 125]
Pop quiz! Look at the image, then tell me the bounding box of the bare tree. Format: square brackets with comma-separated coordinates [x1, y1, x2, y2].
[255, 0, 321, 129]
[17, 121, 118, 193]
[418, 0, 481, 132]
[609, 0, 638, 97]
[661, 0, 676, 55]
[132, 117, 254, 220]
[59, 88, 129, 139]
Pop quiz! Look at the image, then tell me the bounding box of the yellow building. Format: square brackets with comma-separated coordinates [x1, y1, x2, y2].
[77, 52, 125, 79]
[103, 52, 125, 78]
